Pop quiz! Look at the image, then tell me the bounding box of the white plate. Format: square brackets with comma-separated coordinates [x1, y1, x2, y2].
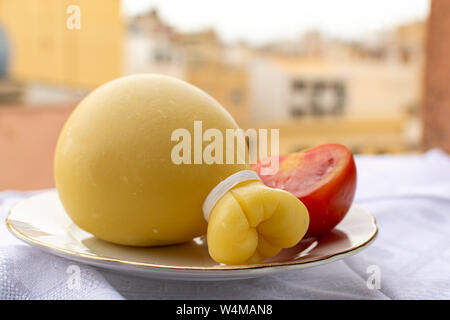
[6, 190, 377, 281]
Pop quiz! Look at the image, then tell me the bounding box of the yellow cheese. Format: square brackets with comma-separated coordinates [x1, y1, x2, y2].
[55, 74, 247, 246]
[207, 181, 309, 264]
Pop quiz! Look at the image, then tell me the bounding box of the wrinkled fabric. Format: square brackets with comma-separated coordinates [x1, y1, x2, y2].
[1, 149, 449, 299]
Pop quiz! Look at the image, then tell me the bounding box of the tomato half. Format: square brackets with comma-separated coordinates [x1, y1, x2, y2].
[252, 144, 357, 237]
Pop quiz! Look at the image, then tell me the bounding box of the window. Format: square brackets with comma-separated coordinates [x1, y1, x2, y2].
[290, 79, 346, 117]
[290, 80, 309, 117]
[229, 89, 243, 105]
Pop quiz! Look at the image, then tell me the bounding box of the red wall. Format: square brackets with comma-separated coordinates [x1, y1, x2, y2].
[0, 106, 74, 190]
[423, 0, 450, 153]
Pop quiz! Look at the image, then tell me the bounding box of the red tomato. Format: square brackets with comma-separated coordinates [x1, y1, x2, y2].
[252, 144, 357, 237]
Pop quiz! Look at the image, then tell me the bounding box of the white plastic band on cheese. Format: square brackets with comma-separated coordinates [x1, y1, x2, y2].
[202, 170, 261, 222]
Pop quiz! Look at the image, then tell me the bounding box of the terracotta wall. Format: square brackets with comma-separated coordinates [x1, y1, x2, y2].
[422, 0, 450, 153]
[0, 106, 73, 190]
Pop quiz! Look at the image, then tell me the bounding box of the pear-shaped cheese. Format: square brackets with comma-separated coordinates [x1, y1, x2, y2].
[54, 74, 247, 246]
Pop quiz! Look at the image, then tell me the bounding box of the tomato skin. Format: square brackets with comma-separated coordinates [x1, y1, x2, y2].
[253, 144, 357, 237]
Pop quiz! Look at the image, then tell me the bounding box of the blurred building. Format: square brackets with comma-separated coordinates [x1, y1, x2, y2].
[394, 21, 426, 65]
[186, 62, 250, 123]
[125, 11, 251, 123]
[250, 56, 420, 122]
[0, 0, 123, 89]
[124, 9, 184, 78]
[245, 21, 424, 154]
[175, 28, 250, 122]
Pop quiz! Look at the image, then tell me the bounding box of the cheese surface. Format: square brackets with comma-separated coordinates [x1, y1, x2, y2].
[207, 181, 309, 264]
[55, 74, 247, 246]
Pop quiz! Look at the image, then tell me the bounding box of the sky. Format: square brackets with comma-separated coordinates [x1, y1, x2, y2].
[122, 0, 430, 45]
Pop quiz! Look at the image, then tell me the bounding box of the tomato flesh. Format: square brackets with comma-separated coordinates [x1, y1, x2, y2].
[253, 144, 357, 237]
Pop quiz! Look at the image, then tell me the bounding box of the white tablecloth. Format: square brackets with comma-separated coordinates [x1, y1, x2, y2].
[1, 149, 450, 299]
